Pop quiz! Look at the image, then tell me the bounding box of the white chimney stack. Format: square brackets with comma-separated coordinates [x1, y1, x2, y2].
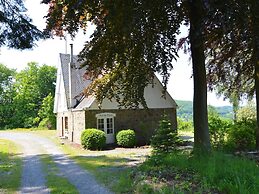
[70, 44, 73, 64]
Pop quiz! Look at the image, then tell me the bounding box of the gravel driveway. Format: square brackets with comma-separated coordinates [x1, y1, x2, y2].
[0, 131, 113, 194]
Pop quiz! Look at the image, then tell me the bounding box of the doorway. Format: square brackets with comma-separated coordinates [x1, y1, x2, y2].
[96, 113, 116, 144]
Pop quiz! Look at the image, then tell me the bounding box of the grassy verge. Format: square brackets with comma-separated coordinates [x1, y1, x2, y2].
[132, 151, 259, 193]
[0, 139, 22, 194]
[62, 145, 136, 193]
[40, 155, 78, 194]
[4, 128, 259, 193]
[2, 129, 79, 193]
[18, 129, 136, 193]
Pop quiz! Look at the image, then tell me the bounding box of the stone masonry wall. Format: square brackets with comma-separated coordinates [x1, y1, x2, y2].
[56, 111, 85, 144]
[72, 111, 85, 144]
[85, 108, 177, 145]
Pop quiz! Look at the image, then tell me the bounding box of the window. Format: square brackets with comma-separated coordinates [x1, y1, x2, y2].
[106, 118, 113, 134]
[97, 118, 104, 131]
[64, 117, 68, 129]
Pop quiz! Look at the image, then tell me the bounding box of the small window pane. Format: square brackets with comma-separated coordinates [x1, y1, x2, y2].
[106, 118, 113, 134]
[97, 118, 104, 131]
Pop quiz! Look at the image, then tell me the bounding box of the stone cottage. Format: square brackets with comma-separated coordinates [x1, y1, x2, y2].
[54, 52, 177, 145]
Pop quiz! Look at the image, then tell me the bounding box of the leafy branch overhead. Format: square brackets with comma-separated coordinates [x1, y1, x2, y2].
[43, 0, 259, 152]
[44, 0, 184, 108]
[204, 1, 255, 100]
[0, 0, 45, 49]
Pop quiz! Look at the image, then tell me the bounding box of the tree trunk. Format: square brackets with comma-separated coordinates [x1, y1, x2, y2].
[189, 0, 211, 153]
[251, 1, 259, 150]
[231, 93, 239, 122]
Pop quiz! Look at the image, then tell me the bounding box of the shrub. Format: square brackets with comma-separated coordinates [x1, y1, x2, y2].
[81, 128, 106, 150]
[236, 102, 256, 122]
[116, 129, 136, 148]
[227, 120, 256, 150]
[151, 117, 181, 153]
[177, 118, 193, 132]
[39, 118, 55, 130]
[208, 115, 232, 149]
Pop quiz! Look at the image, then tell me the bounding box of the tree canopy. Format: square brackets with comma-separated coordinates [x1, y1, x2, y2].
[44, 0, 184, 108]
[0, 64, 16, 128]
[43, 0, 214, 151]
[203, 0, 259, 148]
[13, 62, 56, 128]
[0, 63, 56, 129]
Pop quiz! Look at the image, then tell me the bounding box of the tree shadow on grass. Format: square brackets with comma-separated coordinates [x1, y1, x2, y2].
[69, 154, 137, 193]
[0, 152, 22, 193]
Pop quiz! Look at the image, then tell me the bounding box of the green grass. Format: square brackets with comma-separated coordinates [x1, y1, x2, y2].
[134, 151, 259, 193]
[0, 139, 22, 194]
[64, 147, 135, 193]
[1, 129, 151, 193]
[20, 128, 136, 193]
[1, 129, 79, 193]
[40, 155, 78, 194]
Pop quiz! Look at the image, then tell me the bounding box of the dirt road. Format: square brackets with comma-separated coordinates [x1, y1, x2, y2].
[0, 131, 112, 194]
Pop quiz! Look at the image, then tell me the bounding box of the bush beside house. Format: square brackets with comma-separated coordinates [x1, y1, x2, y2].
[81, 128, 106, 150]
[116, 129, 136, 148]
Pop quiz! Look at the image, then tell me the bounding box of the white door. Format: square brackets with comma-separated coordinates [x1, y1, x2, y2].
[96, 113, 115, 144]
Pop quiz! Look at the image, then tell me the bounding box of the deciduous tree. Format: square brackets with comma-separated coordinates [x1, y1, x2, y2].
[13, 62, 56, 128]
[0, 64, 16, 129]
[204, 0, 259, 149]
[44, 0, 212, 152]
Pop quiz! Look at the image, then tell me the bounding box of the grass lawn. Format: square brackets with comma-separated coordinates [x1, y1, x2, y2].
[132, 151, 259, 193]
[40, 155, 79, 194]
[7, 128, 258, 193]
[1, 129, 80, 194]
[58, 136, 145, 193]
[8, 128, 147, 193]
[0, 139, 22, 194]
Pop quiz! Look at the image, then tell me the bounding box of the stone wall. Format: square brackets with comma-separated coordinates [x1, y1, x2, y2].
[56, 111, 71, 139]
[56, 111, 85, 144]
[85, 108, 177, 145]
[57, 108, 177, 145]
[72, 111, 85, 143]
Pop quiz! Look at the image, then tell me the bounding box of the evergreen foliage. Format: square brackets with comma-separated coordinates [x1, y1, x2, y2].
[151, 117, 181, 153]
[0, 0, 44, 49]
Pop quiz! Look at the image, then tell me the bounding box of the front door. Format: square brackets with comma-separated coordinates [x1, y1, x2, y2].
[96, 113, 116, 144]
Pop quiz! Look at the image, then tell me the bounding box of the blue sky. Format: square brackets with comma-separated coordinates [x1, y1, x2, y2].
[0, 0, 231, 107]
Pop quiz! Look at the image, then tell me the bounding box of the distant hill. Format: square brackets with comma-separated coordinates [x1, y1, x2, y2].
[176, 100, 233, 120]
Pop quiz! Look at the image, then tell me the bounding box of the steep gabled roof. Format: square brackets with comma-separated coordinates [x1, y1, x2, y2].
[54, 53, 177, 113]
[60, 54, 91, 105]
[54, 54, 94, 113]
